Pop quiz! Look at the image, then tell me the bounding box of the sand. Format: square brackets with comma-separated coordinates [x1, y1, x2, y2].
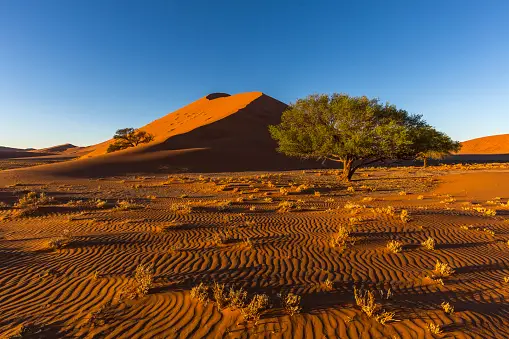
[459, 134, 509, 155]
[1, 166, 509, 338]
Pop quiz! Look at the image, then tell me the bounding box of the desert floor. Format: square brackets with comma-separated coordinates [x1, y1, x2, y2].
[1, 164, 509, 338]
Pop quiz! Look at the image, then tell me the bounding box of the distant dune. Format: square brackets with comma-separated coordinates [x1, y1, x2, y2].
[459, 134, 509, 155]
[8, 92, 321, 178]
[36, 143, 78, 153]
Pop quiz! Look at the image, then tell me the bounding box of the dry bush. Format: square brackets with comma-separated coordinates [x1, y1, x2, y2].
[398, 191, 407, 196]
[212, 282, 228, 310]
[375, 311, 396, 325]
[417, 195, 424, 200]
[241, 294, 270, 324]
[95, 199, 107, 208]
[154, 221, 183, 233]
[190, 283, 210, 304]
[347, 186, 355, 193]
[314, 191, 321, 197]
[441, 301, 454, 314]
[432, 260, 455, 278]
[427, 323, 442, 334]
[386, 240, 403, 253]
[170, 203, 193, 214]
[47, 230, 72, 251]
[330, 226, 351, 250]
[277, 200, 298, 213]
[400, 209, 410, 223]
[503, 276, 509, 283]
[374, 206, 395, 217]
[323, 278, 334, 291]
[115, 200, 144, 210]
[279, 187, 289, 196]
[243, 237, 253, 249]
[15, 192, 53, 208]
[121, 264, 154, 299]
[279, 292, 302, 316]
[354, 287, 379, 317]
[421, 237, 436, 250]
[228, 287, 248, 310]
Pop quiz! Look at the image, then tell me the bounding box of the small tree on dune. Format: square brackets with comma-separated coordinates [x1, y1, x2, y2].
[106, 128, 155, 153]
[268, 93, 460, 181]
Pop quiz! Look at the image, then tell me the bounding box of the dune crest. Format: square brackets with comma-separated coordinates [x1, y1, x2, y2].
[13, 92, 319, 178]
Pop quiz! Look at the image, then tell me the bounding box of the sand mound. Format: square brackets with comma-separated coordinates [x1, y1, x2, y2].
[459, 134, 509, 155]
[11, 92, 320, 178]
[36, 143, 78, 153]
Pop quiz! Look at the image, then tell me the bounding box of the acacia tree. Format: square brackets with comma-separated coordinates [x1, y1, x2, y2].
[269, 94, 459, 181]
[415, 127, 461, 167]
[107, 128, 155, 153]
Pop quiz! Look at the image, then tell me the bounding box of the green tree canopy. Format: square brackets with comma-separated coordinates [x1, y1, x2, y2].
[106, 128, 155, 153]
[269, 94, 460, 180]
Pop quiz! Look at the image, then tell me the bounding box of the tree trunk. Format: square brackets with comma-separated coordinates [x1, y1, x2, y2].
[423, 158, 428, 168]
[341, 159, 354, 181]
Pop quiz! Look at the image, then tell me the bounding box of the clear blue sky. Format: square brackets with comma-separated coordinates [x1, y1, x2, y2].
[1, 0, 508, 148]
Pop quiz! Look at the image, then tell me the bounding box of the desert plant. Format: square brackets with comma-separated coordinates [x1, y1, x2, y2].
[190, 283, 210, 304]
[228, 287, 248, 310]
[121, 264, 154, 299]
[277, 200, 297, 213]
[212, 282, 228, 310]
[330, 226, 351, 250]
[427, 323, 442, 335]
[421, 237, 436, 250]
[441, 301, 454, 314]
[268, 93, 460, 181]
[386, 240, 403, 253]
[354, 287, 379, 317]
[241, 294, 270, 324]
[107, 128, 154, 153]
[323, 278, 334, 291]
[47, 229, 72, 251]
[115, 200, 144, 210]
[400, 209, 410, 222]
[15, 192, 53, 208]
[375, 311, 396, 325]
[432, 260, 455, 278]
[279, 292, 302, 316]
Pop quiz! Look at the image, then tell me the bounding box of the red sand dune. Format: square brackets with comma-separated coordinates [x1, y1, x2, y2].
[459, 134, 509, 155]
[12, 92, 320, 178]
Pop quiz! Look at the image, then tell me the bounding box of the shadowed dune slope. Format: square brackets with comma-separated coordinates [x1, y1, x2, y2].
[459, 134, 509, 155]
[13, 92, 320, 178]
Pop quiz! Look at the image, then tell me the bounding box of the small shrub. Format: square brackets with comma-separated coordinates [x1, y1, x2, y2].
[347, 186, 355, 193]
[386, 240, 403, 253]
[421, 237, 436, 250]
[432, 260, 455, 278]
[15, 192, 53, 208]
[121, 264, 154, 299]
[441, 301, 454, 314]
[354, 287, 379, 317]
[400, 209, 410, 223]
[241, 294, 270, 324]
[330, 226, 351, 250]
[375, 311, 396, 325]
[277, 200, 297, 213]
[427, 323, 442, 335]
[191, 283, 210, 304]
[228, 287, 248, 310]
[279, 292, 302, 316]
[115, 200, 144, 210]
[170, 203, 193, 214]
[212, 282, 228, 310]
[47, 230, 72, 251]
[323, 278, 334, 291]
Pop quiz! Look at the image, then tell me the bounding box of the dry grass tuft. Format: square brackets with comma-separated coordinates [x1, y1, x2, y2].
[191, 283, 210, 304]
[421, 237, 436, 250]
[240, 294, 270, 324]
[115, 200, 144, 211]
[330, 226, 351, 250]
[15, 192, 53, 208]
[354, 287, 379, 317]
[432, 260, 455, 278]
[427, 322, 443, 334]
[441, 301, 454, 314]
[121, 264, 154, 299]
[279, 292, 302, 316]
[400, 209, 410, 222]
[386, 240, 403, 253]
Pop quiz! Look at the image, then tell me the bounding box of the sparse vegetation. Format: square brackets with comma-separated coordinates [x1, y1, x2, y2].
[121, 264, 154, 299]
[386, 240, 403, 253]
[421, 237, 436, 250]
[432, 260, 455, 278]
[107, 128, 154, 153]
[279, 292, 302, 316]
